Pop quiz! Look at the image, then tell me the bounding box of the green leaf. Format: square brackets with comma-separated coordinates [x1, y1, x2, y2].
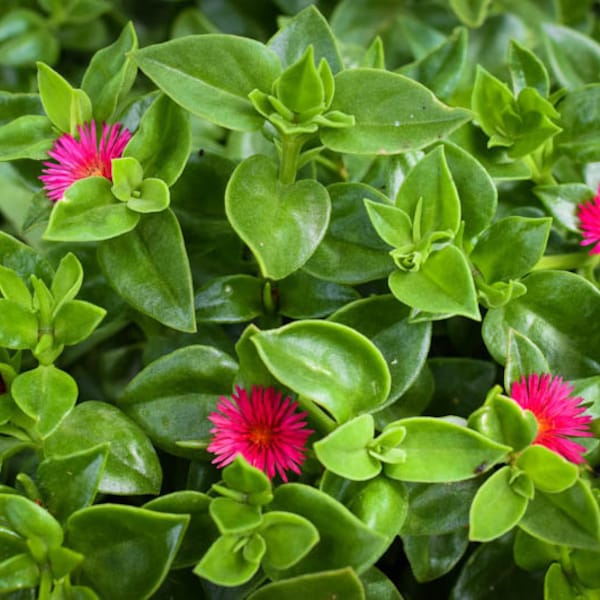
[194, 533, 264, 587]
[67, 505, 188, 600]
[252, 320, 391, 423]
[515, 446, 578, 493]
[0, 264, 31, 307]
[127, 178, 170, 214]
[12, 366, 78, 438]
[268, 483, 387, 577]
[53, 300, 106, 347]
[48, 545, 84, 580]
[542, 23, 600, 89]
[259, 511, 319, 572]
[322, 69, 471, 154]
[248, 568, 365, 600]
[571, 547, 600, 589]
[268, 5, 343, 73]
[399, 28, 468, 101]
[210, 497, 262, 535]
[508, 40, 550, 97]
[225, 155, 330, 280]
[469, 467, 529, 542]
[97, 209, 196, 332]
[50, 252, 83, 309]
[119, 345, 236, 457]
[389, 245, 480, 320]
[110, 156, 143, 200]
[329, 295, 431, 406]
[364, 200, 413, 249]
[320, 472, 408, 540]
[221, 455, 274, 506]
[442, 142, 497, 243]
[124, 93, 191, 186]
[396, 146, 461, 235]
[384, 418, 510, 482]
[133, 35, 282, 131]
[556, 85, 600, 163]
[195, 275, 264, 323]
[44, 177, 140, 241]
[471, 66, 516, 147]
[544, 563, 576, 600]
[449, 0, 492, 27]
[0, 493, 63, 547]
[0, 553, 39, 593]
[37, 444, 108, 523]
[401, 480, 479, 536]
[314, 415, 380, 480]
[0, 231, 53, 284]
[144, 491, 218, 569]
[534, 183, 592, 233]
[519, 479, 600, 550]
[471, 217, 551, 282]
[504, 329, 550, 391]
[483, 271, 600, 378]
[81, 22, 138, 122]
[36, 62, 92, 134]
[0, 115, 54, 161]
[513, 529, 561, 571]
[303, 182, 393, 285]
[45, 401, 162, 495]
[0, 299, 38, 349]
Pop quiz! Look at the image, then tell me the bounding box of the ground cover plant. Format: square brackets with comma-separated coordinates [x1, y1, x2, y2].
[0, 0, 600, 598]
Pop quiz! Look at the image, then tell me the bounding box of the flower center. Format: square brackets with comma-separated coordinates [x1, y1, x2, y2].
[249, 425, 274, 447]
[76, 159, 108, 180]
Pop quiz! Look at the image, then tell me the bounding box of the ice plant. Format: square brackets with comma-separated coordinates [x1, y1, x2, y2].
[207, 385, 313, 481]
[510, 373, 593, 464]
[577, 187, 600, 255]
[40, 121, 131, 202]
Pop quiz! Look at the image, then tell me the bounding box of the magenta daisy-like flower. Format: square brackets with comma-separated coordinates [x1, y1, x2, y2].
[207, 385, 313, 481]
[510, 373, 593, 464]
[577, 187, 600, 254]
[40, 121, 131, 202]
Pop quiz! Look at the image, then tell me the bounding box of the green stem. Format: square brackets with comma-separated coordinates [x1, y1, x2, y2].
[296, 396, 336, 435]
[523, 154, 556, 186]
[37, 567, 52, 600]
[532, 252, 599, 272]
[278, 135, 304, 185]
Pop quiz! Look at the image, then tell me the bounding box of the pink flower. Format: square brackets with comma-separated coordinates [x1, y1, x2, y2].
[577, 188, 600, 254]
[510, 373, 593, 464]
[40, 121, 131, 202]
[207, 385, 313, 481]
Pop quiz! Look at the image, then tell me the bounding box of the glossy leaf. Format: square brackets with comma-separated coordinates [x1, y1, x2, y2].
[534, 183, 592, 233]
[37, 444, 108, 523]
[134, 35, 282, 131]
[0, 299, 38, 349]
[53, 300, 106, 346]
[470, 216, 551, 283]
[483, 271, 600, 377]
[119, 345, 236, 457]
[67, 505, 188, 600]
[469, 467, 529, 542]
[268, 483, 387, 577]
[0, 231, 53, 284]
[144, 491, 218, 569]
[267, 6, 343, 72]
[44, 177, 140, 241]
[248, 568, 365, 600]
[44, 401, 162, 495]
[11, 366, 78, 438]
[384, 417, 510, 482]
[81, 22, 138, 122]
[519, 480, 600, 550]
[388, 245, 480, 320]
[124, 93, 191, 186]
[0, 115, 54, 161]
[303, 182, 393, 284]
[225, 155, 330, 280]
[98, 209, 196, 332]
[504, 329, 550, 391]
[515, 445, 578, 493]
[449, 0, 492, 27]
[314, 414, 380, 480]
[252, 320, 391, 422]
[508, 40, 549, 97]
[542, 23, 600, 89]
[402, 529, 469, 583]
[330, 295, 431, 406]
[322, 69, 471, 155]
[0, 553, 39, 593]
